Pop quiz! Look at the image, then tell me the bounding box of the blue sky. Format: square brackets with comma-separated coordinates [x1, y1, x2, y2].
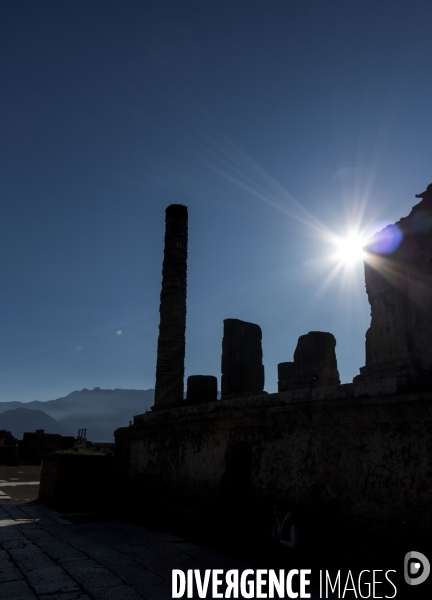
[1, 0, 431, 402]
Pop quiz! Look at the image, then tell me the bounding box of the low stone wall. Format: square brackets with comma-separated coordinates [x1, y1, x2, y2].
[115, 386, 432, 533]
[39, 453, 114, 512]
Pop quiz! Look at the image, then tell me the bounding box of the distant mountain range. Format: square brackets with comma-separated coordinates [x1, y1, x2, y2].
[0, 408, 74, 438]
[0, 388, 155, 442]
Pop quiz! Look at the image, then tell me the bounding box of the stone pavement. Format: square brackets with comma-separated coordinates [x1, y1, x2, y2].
[0, 482, 40, 503]
[0, 503, 324, 600]
[0, 502, 248, 600]
[0, 466, 42, 504]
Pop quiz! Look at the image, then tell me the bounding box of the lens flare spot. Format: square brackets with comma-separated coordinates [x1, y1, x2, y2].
[116, 330, 122, 335]
[366, 223, 403, 254]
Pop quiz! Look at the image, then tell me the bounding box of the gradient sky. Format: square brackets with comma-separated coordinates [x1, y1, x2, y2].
[1, 0, 432, 403]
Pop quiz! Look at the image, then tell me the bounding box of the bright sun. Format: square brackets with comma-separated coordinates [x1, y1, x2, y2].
[335, 233, 366, 264]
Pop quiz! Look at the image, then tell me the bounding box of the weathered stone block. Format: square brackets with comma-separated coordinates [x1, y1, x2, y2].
[221, 319, 264, 399]
[186, 375, 218, 404]
[278, 331, 340, 391]
[353, 376, 407, 398]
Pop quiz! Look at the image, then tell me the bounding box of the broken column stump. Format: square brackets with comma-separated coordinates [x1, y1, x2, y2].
[221, 319, 265, 399]
[186, 375, 218, 404]
[278, 331, 340, 391]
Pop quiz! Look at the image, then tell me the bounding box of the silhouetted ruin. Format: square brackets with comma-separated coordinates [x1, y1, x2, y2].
[20, 430, 76, 465]
[110, 190, 432, 536]
[0, 429, 76, 466]
[154, 204, 188, 408]
[355, 186, 432, 392]
[186, 375, 218, 404]
[278, 331, 340, 391]
[0, 430, 18, 465]
[221, 318, 265, 399]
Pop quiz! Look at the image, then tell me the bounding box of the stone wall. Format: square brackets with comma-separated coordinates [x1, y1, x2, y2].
[114, 194, 432, 537]
[358, 194, 432, 384]
[115, 386, 432, 533]
[39, 453, 114, 511]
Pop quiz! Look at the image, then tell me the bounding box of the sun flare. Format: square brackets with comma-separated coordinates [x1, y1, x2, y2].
[335, 233, 366, 264]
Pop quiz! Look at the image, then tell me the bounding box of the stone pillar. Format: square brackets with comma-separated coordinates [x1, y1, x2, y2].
[186, 375, 218, 404]
[277, 361, 296, 393]
[221, 319, 265, 399]
[278, 331, 340, 392]
[154, 205, 188, 408]
[356, 188, 432, 385]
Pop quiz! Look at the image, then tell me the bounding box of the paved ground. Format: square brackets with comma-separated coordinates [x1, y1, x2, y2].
[0, 466, 42, 504]
[1, 466, 428, 598]
[0, 467, 324, 600]
[0, 501, 252, 600]
[0, 502, 328, 600]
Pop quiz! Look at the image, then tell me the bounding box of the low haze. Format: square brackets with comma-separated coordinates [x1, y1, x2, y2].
[1, 1, 431, 404]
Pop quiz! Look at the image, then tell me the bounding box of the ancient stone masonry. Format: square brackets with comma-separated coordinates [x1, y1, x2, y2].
[115, 189, 432, 538]
[186, 375, 218, 404]
[221, 318, 265, 399]
[356, 186, 432, 388]
[278, 331, 340, 392]
[154, 204, 188, 408]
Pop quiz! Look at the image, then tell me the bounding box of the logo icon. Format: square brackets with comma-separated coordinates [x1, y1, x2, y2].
[404, 551, 430, 585]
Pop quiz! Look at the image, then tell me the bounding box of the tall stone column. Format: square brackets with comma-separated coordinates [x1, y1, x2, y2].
[153, 205, 188, 408]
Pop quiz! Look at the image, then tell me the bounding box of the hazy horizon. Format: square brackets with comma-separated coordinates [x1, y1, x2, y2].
[0, 386, 155, 405]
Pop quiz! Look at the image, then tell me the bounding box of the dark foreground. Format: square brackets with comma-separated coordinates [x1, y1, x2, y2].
[1, 501, 431, 600]
[1, 466, 431, 598]
[1, 502, 326, 600]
